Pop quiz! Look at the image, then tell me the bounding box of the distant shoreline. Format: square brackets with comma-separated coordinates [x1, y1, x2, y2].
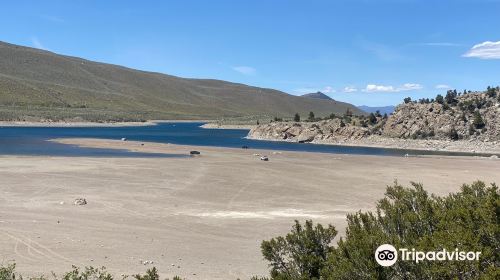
[247, 134, 500, 156]
[199, 123, 256, 130]
[0, 120, 216, 127]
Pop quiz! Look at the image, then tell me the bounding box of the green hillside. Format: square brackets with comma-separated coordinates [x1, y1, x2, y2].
[0, 41, 363, 122]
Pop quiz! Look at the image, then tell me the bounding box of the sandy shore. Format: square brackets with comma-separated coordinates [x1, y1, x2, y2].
[1, 138, 500, 279]
[200, 123, 256, 130]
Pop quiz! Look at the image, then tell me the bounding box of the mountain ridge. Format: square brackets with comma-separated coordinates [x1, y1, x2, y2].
[301, 91, 333, 100]
[357, 105, 395, 115]
[0, 41, 363, 122]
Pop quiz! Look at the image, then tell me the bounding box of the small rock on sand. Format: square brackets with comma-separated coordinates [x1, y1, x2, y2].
[74, 198, 87, 205]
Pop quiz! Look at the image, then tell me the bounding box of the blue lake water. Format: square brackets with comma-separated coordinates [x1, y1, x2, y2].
[0, 122, 491, 157]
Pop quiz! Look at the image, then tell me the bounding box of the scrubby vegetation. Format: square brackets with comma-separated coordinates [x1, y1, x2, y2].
[0, 264, 184, 280]
[272, 109, 386, 132]
[255, 181, 499, 280]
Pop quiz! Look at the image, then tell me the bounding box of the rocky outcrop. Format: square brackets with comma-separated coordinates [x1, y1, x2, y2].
[248, 119, 372, 143]
[383, 91, 500, 141]
[248, 88, 500, 145]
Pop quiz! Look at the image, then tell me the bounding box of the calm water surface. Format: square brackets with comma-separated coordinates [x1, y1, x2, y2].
[0, 122, 491, 157]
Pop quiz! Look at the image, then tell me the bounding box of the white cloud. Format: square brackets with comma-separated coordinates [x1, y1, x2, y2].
[322, 86, 335, 93]
[232, 66, 256, 75]
[463, 41, 500, 59]
[363, 83, 423, 93]
[31, 37, 48, 50]
[399, 83, 423, 91]
[435, 84, 451, 89]
[343, 86, 358, 93]
[364, 84, 396, 92]
[294, 86, 335, 94]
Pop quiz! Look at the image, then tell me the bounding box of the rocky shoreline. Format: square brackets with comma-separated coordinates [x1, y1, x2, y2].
[247, 122, 500, 155]
[248, 89, 500, 155]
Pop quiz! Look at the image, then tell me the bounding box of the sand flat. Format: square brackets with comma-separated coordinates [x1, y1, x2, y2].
[1, 138, 500, 279]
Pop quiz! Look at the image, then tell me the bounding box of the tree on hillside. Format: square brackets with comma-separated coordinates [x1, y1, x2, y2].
[473, 111, 485, 129]
[403, 97, 412, 104]
[256, 181, 499, 280]
[340, 119, 346, 127]
[486, 86, 497, 98]
[449, 126, 459, 140]
[368, 113, 377, 125]
[294, 113, 301, 122]
[435, 94, 444, 104]
[445, 90, 458, 105]
[308, 111, 315, 121]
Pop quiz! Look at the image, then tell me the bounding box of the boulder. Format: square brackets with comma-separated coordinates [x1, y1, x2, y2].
[74, 198, 87, 205]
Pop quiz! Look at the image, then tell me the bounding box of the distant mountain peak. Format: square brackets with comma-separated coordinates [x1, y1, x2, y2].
[301, 91, 333, 100]
[357, 105, 395, 115]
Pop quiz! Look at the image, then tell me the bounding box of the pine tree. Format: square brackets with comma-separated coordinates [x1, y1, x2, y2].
[294, 113, 300, 122]
[473, 111, 485, 129]
[308, 111, 315, 121]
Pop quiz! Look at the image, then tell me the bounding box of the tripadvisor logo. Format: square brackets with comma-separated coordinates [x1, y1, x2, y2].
[375, 244, 481, 267]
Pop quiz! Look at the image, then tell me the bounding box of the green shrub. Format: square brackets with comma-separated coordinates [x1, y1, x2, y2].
[260, 220, 337, 280]
[62, 266, 112, 280]
[134, 267, 159, 280]
[258, 181, 499, 280]
[0, 265, 183, 280]
[0, 264, 16, 280]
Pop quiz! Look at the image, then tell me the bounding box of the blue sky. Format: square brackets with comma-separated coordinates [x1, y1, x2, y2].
[1, 0, 500, 106]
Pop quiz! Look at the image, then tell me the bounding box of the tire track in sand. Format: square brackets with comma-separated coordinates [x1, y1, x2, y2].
[1, 230, 76, 265]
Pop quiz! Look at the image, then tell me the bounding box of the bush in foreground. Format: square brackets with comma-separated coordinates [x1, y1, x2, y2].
[256, 181, 499, 280]
[0, 265, 182, 280]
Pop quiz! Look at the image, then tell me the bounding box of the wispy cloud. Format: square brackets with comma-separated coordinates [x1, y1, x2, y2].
[31, 37, 48, 50]
[343, 86, 358, 93]
[294, 86, 335, 94]
[435, 84, 451, 89]
[363, 83, 423, 93]
[358, 40, 404, 61]
[463, 41, 500, 59]
[40, 15, 65, 23]
[399, 83, 423, 91]
[413, 42, 461, 47]
[232, 66, 256, 76]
